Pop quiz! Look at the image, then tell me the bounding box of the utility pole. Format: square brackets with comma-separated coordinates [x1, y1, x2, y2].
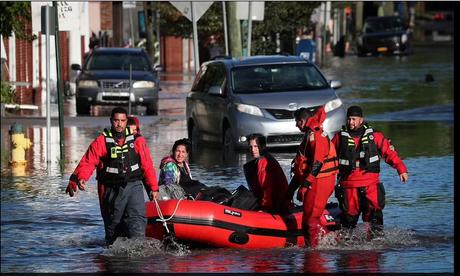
[45, 5, 51, 168]
[247, 2, 252, 56]
[226, 2, 242, 57]
[191, 1, 200, 74]
[222, 1, 229, 56]
[52, 1, 65, 166]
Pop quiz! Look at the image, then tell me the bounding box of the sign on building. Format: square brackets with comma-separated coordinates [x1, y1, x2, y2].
[170, 1, 213, 22]
[123, 1, 136, 9]
[236, 2, 265, 21]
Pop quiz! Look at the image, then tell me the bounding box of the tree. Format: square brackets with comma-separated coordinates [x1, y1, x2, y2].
[143, 2, 157, 63]
[156, 2, 320, 56]
[251, 2, 321, 55]
[0, 2, 36, 40]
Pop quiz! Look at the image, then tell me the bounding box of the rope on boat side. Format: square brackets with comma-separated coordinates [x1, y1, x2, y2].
[153, 198, 183, 234]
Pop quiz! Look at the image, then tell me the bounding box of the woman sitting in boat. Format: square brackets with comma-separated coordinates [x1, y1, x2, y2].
[243, 133, 294, 213]
[158, 138, 206, 199]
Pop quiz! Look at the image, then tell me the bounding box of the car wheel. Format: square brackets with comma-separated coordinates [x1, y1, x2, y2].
[189, 122, 201, 153]
[357, 48, 366, 57]
[76, 98, 90, 115]
[223, 127, 235, 153]
[146, 102, 158, 116]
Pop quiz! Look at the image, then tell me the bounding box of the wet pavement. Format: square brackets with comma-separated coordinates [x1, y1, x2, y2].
[0, 44, 454, 273]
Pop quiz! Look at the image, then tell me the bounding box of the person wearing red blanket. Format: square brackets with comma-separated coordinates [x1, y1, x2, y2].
[243, 133, 293, 213]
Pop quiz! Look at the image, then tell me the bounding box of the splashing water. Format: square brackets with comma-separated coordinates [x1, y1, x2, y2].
[102, 235, 190, 258]
[317, 224, 419, 250]
[161, 234, 191, 256]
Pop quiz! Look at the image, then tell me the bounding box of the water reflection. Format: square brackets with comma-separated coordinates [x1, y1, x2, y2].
[335, 250, 382, 273]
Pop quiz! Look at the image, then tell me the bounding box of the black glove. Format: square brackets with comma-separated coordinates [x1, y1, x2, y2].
[303, 180, 312, 189]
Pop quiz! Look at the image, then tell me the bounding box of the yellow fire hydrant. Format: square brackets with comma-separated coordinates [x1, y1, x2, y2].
[9, 123, 32, 167]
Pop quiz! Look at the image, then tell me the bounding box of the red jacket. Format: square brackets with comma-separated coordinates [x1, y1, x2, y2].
[245, 151, 292, 212]
[331, 127, 407, 188]
[71, 133, 159, 192]
[293, 107, 338, 185]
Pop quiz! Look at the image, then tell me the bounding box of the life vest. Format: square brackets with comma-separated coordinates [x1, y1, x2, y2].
[291, 130, 339, 182]
[100, 128, 143, 184]
[338, 124, 380, 177]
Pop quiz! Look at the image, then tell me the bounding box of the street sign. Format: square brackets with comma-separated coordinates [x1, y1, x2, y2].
[236, 2, 264, 21]
[170, 1, 213, 22]
[123, 1, 136, 9]
[41, 6, 56, 35]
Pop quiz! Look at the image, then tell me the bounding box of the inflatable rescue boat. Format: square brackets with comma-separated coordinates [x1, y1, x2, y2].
[145, 199, 341, 249]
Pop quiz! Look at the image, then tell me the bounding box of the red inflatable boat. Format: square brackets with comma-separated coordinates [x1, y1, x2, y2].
[145, 199, 341, 249]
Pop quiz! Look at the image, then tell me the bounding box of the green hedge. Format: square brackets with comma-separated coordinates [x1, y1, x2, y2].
[0, 81, 16, 104]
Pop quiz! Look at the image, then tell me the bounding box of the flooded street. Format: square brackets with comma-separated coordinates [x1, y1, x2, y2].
[1, 44, 453, 273]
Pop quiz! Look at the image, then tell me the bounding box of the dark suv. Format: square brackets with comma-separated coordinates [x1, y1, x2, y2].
[186, 55, 345, 151]
[357, 16, 413, 57]
[71, 48, 160, 115]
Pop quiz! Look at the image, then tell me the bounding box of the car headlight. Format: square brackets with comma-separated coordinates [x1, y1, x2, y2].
[401, 33, 408, 44]
[235, 103, 263, 117]
[133, 81, 155, 88]
[324, 98, 343, 112]
[78, 80, 98, 88]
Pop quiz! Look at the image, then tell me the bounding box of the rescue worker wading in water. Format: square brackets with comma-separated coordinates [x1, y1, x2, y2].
[290, 106, 339, 248]
[66, 107, 159, 245]
[331, 106, 408, 237]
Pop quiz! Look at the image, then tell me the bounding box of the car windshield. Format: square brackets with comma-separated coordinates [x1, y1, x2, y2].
[231, 63, 329, 93]
[85, 52, 151, 71]
[363, 17, 403, 33]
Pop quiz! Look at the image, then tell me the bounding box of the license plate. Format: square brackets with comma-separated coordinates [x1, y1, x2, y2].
[377, 47, 388, 52]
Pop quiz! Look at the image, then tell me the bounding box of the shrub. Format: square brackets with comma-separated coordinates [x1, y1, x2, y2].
[0, 81, 16, 104]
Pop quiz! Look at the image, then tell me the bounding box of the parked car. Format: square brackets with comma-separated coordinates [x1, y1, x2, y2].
[186, 55, 346, 151]
[71, 47, 161, 115]
[357, 16, 413, 57]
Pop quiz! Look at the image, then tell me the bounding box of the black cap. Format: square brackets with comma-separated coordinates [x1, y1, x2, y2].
[346, 106, 363, 117]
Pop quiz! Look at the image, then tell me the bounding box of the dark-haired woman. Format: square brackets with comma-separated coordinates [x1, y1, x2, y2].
[158, 138, 205, 199]
[244, 133, 293, 213]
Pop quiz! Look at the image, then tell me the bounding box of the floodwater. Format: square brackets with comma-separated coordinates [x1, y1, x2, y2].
[0, 44, 453, 273]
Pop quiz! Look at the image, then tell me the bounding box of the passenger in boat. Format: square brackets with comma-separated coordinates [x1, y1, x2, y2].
[243, 133, 293, 213]
[127, 115, 153, 202]
[332, 106, 408, 237]
[127, 115, 140, 135]
[291, 106, 339, 248]
[158, 138, 206, 199]
[66, 107, 159, 245]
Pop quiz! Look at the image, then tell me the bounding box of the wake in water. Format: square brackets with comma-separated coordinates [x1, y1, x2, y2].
[102, 235, 190, 258]
[317, 223, 419, 250]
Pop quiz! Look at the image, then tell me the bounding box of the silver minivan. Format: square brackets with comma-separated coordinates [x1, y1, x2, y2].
[186, 55, 346, 151]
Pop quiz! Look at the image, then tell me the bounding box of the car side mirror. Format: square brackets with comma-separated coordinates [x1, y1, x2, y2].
[71, 64, 81, 71]
[208, 85, 223, 96]
[154, 64, 163, 72]
[330, 80, 342, 89]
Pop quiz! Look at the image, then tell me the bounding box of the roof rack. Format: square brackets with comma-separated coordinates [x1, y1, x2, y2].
[275, 52, 291, 56]
[211, 55, 233, 60]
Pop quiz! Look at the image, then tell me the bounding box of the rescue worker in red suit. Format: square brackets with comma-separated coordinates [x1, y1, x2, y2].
[243, 133, 293, 213]
[66, 107, 159, 245]
[93, 115, 145, 239]
[290, 106, 339, 248]
[332, 106, 408, 236]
